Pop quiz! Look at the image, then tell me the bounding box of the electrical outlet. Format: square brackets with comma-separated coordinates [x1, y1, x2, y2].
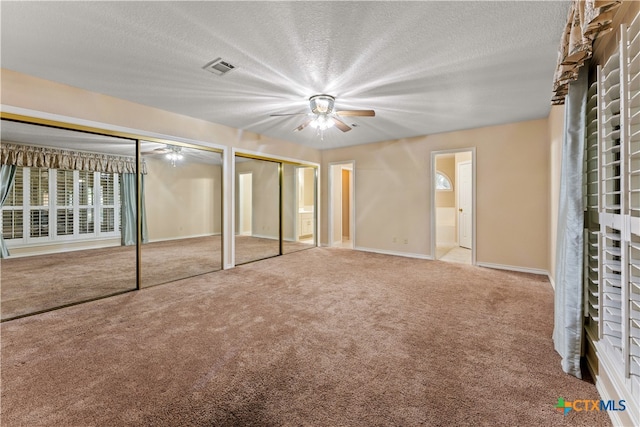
[404, 238, 408, 244]
[393, 237, 397, 243]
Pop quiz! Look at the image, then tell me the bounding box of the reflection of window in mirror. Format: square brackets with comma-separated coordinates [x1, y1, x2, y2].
[436, 171, 452, 191]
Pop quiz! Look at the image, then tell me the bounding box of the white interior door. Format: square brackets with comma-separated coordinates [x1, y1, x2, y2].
[458, 161, 472, 249]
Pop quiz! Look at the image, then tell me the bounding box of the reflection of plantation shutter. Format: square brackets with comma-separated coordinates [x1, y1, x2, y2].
[56, 170, 74, 236]
[1, 168, 121, 246]
[100, 173, 116, 233]
[78, 171, 94, 234]
[5, 167, 23, 206]
[29, 167, 49, 238]
[2, 167, 24, 239]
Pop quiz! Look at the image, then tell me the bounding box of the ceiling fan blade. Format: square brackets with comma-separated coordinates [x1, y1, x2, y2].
[336, 110, 375, 117]
[332, 117, 352, 132]
[270, 112, 308, 117]
[294, 118, 314, 132]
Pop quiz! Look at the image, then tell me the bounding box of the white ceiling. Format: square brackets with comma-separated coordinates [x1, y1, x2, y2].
[1, 1, 570, 150]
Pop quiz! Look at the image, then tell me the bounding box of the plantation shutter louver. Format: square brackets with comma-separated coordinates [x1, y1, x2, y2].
[100, 172, 117, 233]
[56, 169, 74, 236]
[2, 166, 23, 240]
[78, 170, 94, 234]
[585, 79, 600, 343]
[29, 167, 49, 238]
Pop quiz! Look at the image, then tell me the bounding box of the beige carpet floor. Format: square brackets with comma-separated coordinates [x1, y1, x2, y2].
[1, 248, 610, 426]
[1, 235, 312, 320]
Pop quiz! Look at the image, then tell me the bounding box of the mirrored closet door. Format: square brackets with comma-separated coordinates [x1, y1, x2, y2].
[140, 141, 223, 287]
[282, 164, 316, 254]
[0, 119, 137, 320]
[234, 155, 280, 264]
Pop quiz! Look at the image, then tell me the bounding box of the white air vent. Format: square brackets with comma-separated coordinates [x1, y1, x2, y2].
[202, 58, 236, 76]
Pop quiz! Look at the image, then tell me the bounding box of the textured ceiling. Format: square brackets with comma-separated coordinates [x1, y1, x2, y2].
[1, 1, 570, 150]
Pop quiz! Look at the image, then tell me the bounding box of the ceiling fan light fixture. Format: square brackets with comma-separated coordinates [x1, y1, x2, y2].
[309, 114, 334, 130]
[165, 145, 184, 167]
[271, 94, 374, 135]
[309, 94, 335, 115]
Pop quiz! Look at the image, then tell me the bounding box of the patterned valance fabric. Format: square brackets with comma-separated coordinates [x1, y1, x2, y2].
[0, 142, 147, 174]
[552, 0, 622, 105]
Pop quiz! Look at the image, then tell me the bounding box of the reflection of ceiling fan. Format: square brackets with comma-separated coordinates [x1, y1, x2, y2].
[140, 147, 171, 155]
[141, 145, 184, 167]
[270, 94, 375, 133]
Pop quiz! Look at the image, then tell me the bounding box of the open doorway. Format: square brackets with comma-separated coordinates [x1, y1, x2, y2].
[432, 150, 475, 265]
[329, 161, 354, 249]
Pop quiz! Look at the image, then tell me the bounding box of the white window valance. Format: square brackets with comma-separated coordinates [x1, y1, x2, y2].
[0, 142, 147, 174]
[552, 0, 622, 105]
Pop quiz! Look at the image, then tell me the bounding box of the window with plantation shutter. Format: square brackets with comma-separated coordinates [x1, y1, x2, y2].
[56, 169, 74, 236]
[625, 12, 640, 402]
[598, 47, 624, 366]
[2, 167, 24, 240]
[29, 167, 49, 238]
[78, 171, 94, 234]
[99, 172, 118, 233]
[0, 167, 120, 247]
[584, 79, 600, 343]
[589, 15, 640, 426]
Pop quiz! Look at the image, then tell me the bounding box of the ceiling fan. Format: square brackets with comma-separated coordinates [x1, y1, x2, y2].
[140, 145, 184, 166]
[140, 146, 171, 156]
[270, 94, 375, 133]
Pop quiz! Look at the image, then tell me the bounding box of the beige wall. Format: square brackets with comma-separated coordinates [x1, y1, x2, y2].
[3, 69, 551, 271]
[435, 155, 455, 208]
[302, 168, 315, 208]
[321, 118, 550, 271]
[145, 157, 222, 241]
[0, 69, 322, 164]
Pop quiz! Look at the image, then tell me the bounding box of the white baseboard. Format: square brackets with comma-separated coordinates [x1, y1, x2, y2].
[244, 234, 279, 241]
[148, 232, 220, 243]
[235, 234, 300, 242]
[6, 238, 121, 258]
[594, 377, 627, 427]
[547, 274, 556, 290]
[475, 262, 548, 276]
[354, 246, 434, 260]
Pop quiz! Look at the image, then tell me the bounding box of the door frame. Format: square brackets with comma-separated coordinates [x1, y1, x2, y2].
[430, 148, 476, 264]
[328, 160, 355, 248]
[230, 148, 320, 268]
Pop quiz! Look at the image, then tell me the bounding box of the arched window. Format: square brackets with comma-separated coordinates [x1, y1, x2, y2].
[435, 171, 452, 191]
